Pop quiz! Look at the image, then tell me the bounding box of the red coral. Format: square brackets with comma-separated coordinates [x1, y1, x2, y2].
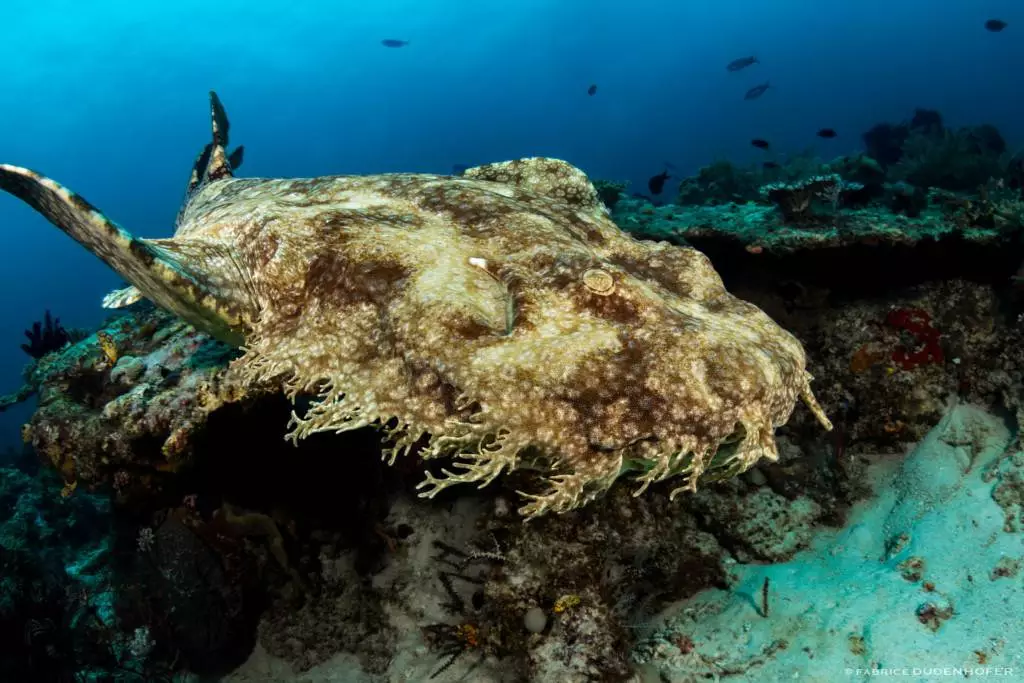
[885, 308, 943, 370]
[673, 634, 695, 654]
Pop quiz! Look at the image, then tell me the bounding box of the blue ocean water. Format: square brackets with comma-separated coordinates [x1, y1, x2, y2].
[2, 1, 1021, 454]
[2, 3, 1024, 681]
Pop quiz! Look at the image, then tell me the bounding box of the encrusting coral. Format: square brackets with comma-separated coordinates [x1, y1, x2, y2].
[0, 92, 830, 518]
[21, 308, 252, 485]
[759, 173, 863, 221]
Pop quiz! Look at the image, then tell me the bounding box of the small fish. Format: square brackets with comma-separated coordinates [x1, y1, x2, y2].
[762, 161, 780, 169]
[727, 56, 758, 72]
[648, 170, 671, 195]
[751, 139, 771, 149]
[451, 164, 469, 176]
[985, 19, 1007, 32]
[744, 82, 770, 100]
[587, 84, 598, 96]
[381, 39, 409, 48]
[817, 128, 837, 139]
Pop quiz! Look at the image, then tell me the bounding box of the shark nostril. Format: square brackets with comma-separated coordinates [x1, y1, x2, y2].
[583, 268, 615, 295]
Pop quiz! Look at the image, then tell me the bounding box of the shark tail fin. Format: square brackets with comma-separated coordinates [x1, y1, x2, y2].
[0, 164, 250, 345]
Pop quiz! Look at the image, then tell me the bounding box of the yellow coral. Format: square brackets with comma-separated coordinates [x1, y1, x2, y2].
[97, 331, 118, 365]
[553, 594, 581, 614]
[454, 623, 479, 648]
[60, 480, 77, 498]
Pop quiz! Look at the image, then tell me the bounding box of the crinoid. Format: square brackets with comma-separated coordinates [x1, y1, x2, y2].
[20, 310, 71, 359]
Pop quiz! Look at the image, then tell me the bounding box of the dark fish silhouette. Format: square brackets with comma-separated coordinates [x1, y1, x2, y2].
[985, 19, 1007, 32]
[751, 139, 771, 149]
[587, 84, 598, 96]
[817, 128, 838, 138]
[744, 82, 770, 100]
[727, 56, 758, 72]
[648, 170, 671, 195]
[381, 39, 409, 47]
[763, 161, 780, 169]
[451, 164, 469, 176]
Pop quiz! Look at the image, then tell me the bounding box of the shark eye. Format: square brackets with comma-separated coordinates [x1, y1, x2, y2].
[583, 268, 615, 295]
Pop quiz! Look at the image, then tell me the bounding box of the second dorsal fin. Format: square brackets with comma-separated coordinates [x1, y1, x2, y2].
[462, 157, 607, 217]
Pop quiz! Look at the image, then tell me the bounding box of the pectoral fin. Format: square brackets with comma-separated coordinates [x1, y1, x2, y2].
[102, 286, 143, 309]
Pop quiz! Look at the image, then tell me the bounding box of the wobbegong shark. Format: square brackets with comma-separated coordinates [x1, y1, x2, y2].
[0, 92, 830, 518]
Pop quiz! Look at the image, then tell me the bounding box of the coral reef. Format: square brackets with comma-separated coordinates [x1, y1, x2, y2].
[673, 152, 872, 208]
[859, 107, 1015, 192]
[5, 97, 1024, 681]
[758, 173, 863, 221]
[225, 435, 849, 683]
[932, 182, 1024, 230]
[1, 237, 1019, 681]
[617, 184, 1024, 254]
[888, 181, 928, 217]
[0, 296, 861, 683]
[861, 107, 943, 167]
[0, 458, 193, 681]
[21, 304, 255, 488]
[593, 178, 629, 209]
[669, 109, 1022, 238]
[0, 449, 302, 680]
[894, 127, 1008, 192]
[676, 160, 765, 205]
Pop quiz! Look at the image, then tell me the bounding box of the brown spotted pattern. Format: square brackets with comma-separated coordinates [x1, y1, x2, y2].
[167, 157, 832, 517]
[2, 156, 831, 518]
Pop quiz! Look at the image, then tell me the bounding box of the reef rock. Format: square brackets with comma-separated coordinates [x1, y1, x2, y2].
[21, 306, 252, 485]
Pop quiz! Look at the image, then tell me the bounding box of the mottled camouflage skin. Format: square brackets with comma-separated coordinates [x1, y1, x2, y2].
[0, 97, 830, 517]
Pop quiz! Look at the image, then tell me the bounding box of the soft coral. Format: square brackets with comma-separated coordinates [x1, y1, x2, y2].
[20, 310, 71, 359]
[886, 307, 943, 370]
